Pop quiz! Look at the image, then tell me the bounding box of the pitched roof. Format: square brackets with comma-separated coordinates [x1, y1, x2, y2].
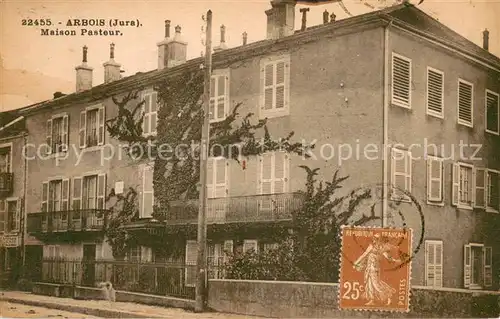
[15, 4, 500, 116]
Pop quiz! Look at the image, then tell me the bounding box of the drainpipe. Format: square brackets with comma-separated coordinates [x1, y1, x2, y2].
[20, 132, 28, 278]
[382, 20, 393, 227]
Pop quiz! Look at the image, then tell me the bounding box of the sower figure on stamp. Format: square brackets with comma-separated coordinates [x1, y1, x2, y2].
[353, 233, 401, 306]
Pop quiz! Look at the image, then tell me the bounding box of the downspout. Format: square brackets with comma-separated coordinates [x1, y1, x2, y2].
[20, 132, 28, 278]
[382, 20, 393, 228]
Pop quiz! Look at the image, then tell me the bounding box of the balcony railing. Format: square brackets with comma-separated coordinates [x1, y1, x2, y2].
[27, 209, 109, 233]
[0, 172, 13, 197]
[166, 192, 304, 225]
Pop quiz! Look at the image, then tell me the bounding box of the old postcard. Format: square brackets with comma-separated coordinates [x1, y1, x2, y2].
[1, 0, 499, 318]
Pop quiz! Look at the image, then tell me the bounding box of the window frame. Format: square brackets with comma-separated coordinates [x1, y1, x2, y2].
[140, 162, 155, 218]
[390, 148, 412, 201]
[426, 67, 444, 118]
[457, 78, 474, 127]
[452, 162, 474, 210]
[0, 143, 13, 173]
[46, 113, 69, 155]
[259, 53, 291, 119]
[424, 240, 443, 288]
[426, 155, 444, 205]
[5, 197, 19, 233]
[141, 89, 158, 137]
[209, 69, 230, 123]
[258, 151, 290, 195]
[486, 169, 500, 213]
[485, 89, 500, 135]
[79, 104, 105, 149]
[391, 52, 412, 109]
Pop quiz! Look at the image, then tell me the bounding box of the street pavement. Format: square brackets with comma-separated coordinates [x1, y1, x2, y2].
[0, 291, 266, 318]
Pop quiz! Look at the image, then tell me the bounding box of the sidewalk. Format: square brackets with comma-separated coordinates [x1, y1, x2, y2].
[0, 291, 265, 318]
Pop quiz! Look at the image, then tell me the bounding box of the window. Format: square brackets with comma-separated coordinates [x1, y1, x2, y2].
[426, 67, 444, 117]
[452, 163, 473, 209]
[259, 151, 289, 195]
[243, 240, 258, 253]
[426, 156, 443, 203]
[207, 243, 224, 279]
[210, 70, 230, 123]
[486, 90, 499, 134]
[487, 170, 499, 212]
[207, 157, 228, 199]
[425, 240, 443, 287]
[46, 114, 69, 154]
[458, 79, 473, 127]
[185, 240, 197, 287]
[0, 200, 5, 232]
[0, 146, 11, 173]
[79, 105, 105, 148]
[140, 164, 154, 218]
[42, 179, 69, 212]
[391, 148, 412, 200]
[48, 180, 62, 212]
[474, 168, 486, 209]
[83, 175, 97, 209]
[260, 54, 290, 118]
[6, 200, 18, 232]
[126, 247, 141, 262]
[391, 53, 412, 108]
[464, 244, 492, 289]
[78, 173, 106, 210]
[263, 242, 279, 252]
[142, 91, 158, 136]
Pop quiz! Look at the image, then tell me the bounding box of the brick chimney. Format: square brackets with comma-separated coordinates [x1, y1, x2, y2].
[157, 20, 172, 70]
[483, 29, 489, 51]
[265, 0, 296, 40]
[103, 43, 121, 83]
[214, 25, 228, 52]
[75, 46, 93, 92]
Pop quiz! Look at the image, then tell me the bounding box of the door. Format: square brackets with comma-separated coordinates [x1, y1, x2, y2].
[82, 244, 96, 286]
[25, 245, 43, 282]
[6, 247, 20, 284]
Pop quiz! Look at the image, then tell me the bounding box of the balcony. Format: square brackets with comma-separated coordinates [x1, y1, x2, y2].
[27, 209, 109, 234]
[166, 192, 304, 225]
[0, 172, 13, 198]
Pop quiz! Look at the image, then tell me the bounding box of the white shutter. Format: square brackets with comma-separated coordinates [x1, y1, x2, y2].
[392, 54, 412, 108]
[216, 75, 226, 120]
[274, 152, 286, 193]
[275, 61, 285, 109]
[243, 240, 258, 253]
[62, 115, 69, 152]
[426, 68, 444, 116]
[98, 106, 105, 145]
[458, 80, 473, 126]
[425, 241, 435, 286]
[42, 181, 49, 212]
[61, 179, 70, 211]
[209, 78, 216, 121]
[79, 111, 86, 148]
[474, 168, 486, 208]
[452, 163, 459, 206]
[141, 165, 154, 218]
[262, 63, 274, 111]
[0, 200, 5, 232]
[72, 177, 82, 210]
[406, 151, 412, 193]
[46, 119, 52, 154]
[427, 157, 443, 202]
[435, 242, 443, 287]
[214, 158, 228, 198]
[260, 153, 273, 194]
[141, 246, 153, 262]
[185, 240, 197, 287]
[97, 174, 106, 211]
[484, 246, 492, 287]
[151, 92, 158, 134]
[464, 244, 471, 288]
[486, 90, 499, 134]
[224, 73, 230, 118]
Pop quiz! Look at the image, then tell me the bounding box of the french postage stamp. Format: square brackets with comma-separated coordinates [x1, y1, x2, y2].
[339, 226, 412, 313]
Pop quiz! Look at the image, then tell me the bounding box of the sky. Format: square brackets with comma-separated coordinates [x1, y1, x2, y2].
[1, 0, 499, 112]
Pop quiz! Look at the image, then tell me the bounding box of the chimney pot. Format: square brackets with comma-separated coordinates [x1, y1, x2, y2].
[82, 45, 88, 63]
[330, 13, 336, 23]
[300, 8, 310, 31]
[110, 43, 115, 59]
[483, 28, 489, 51]
[220, 25, 226, 43]
[242, 31, 248, 45]
[175, 25, 181, 34]
[165, 20, 171, 38]
[323, 10, 329, 24]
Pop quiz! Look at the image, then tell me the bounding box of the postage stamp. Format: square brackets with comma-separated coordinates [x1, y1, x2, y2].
[339, 226, 412, 313]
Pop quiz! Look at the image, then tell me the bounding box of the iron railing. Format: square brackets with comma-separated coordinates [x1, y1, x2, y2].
[166, 192, 304, 225]
[0, 172, 13, 197]
[27, 209, 109, 233]
[39, 259, 196, 300]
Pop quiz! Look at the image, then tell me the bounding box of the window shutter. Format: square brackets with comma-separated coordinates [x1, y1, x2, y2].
[435, 242, 443, 287]
[391, 149, 410, 196]
[260, 153, 273, 195]
[427, 69, 444, 116]
[216, 75, 226, 120]
[209, 78, 216, 121]
[486, 91, 499, 134]
[98, 106, 105, 145]
[458, 80, 473, 126]
[151, 92, 158, 134]
[141, 246, 153, 262]
[72, 177, 82, 210]
[62, 115, 69, 152]
[97, 173, 106, 211]
[224, 74, 230, 118]
[223, 240, 233, 264]
[214, 158, 227, 198]
[474, 168, 486, 208]
[46, 119, 52, 154]
[452, 163, 459, 206]
[392, 54, 411, 108]
[274, 152, 286, 193]
[243, 240, 258, 253]
[0, 200, 5, 232]
[464, 244, 471, 288]
[42, 182, 49, 212]
[141, 165, 154, 218]
[62, 179, 70, 211]
[427, 157, 443, 202]
[79, 111, 86, 148]
[484, 246, 492, 287]
[275, 61, 285, 109]
[185, 240, 198, 287]
[425, 241, 435, 286]
[406, 151, 412, 193]
[263, 64, 274, 110]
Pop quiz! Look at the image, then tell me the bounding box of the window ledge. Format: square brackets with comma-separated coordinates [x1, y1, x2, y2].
[82, 145, 104, 153]
[45, 151, 69, 159]
[485, 129, 499, 136]
[486, 208, 499, 214]
[457, 121, 474, 129]
[260, 109, 289, 120]
[426, 112, 444, 120]
[391, 102, 412, 110]
[426, 200, 444, 207]
[455, 204, 473, 211]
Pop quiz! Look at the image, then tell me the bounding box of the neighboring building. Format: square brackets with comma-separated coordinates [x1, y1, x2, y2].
[12, 0, 500, 292]
[0, 112, 27, 286]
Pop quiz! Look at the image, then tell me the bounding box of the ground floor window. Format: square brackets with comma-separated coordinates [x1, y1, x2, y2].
[464, 244, 492, 289]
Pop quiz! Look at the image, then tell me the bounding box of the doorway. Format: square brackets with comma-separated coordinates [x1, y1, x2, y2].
[82, 244, 96, 286]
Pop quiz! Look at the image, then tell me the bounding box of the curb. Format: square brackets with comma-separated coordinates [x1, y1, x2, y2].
[1, 297, 166, 318]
